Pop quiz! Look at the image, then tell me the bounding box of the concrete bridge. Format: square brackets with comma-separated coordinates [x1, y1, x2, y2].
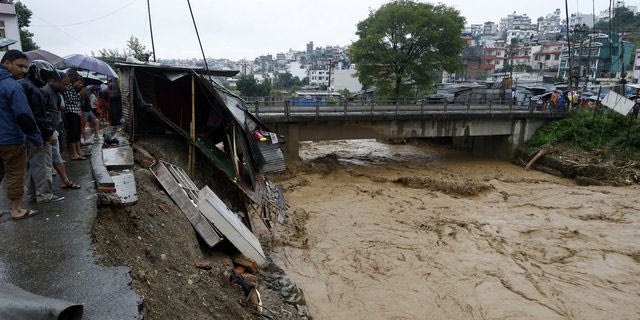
[246, 99, 568, 162]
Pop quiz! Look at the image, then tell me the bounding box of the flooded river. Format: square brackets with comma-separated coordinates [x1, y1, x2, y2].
[271, 140, 640, 320]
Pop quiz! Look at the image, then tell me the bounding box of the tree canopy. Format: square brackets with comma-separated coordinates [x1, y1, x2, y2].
[15, 1, 38, 51]
[594, 6, 640, 48]
[236, 76, 271, 97]
[97, 35, 151, 65]
[273, 72, 304, 90]
[350, 0, 465, 98]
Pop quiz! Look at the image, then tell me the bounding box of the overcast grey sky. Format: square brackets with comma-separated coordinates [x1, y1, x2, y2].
[25, 0, 613, 60]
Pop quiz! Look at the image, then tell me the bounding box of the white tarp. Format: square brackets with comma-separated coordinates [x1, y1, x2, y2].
[602, 91, 635, 115]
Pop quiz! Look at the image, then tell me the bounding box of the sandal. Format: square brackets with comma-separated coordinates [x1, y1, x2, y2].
[71, 156, 87, 161]
[62, 181, 81, 189]
[12, 209, 39, 221]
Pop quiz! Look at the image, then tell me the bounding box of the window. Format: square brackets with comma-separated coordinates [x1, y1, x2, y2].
[545, 54, 551, 60]
[0, 21, 5, 39]
[554, 54, 560, 60]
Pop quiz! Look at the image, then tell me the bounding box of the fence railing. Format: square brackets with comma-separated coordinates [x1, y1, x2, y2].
[243, 98, 569, 121]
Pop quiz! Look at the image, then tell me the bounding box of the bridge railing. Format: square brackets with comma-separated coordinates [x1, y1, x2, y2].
[243, 98, 567, 120]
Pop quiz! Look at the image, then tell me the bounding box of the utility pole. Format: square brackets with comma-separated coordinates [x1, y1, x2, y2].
[565, 0, 573, 92]
[146, 0, 156, 62]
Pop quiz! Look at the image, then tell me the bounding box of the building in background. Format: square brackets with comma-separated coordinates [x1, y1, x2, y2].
[331, 65, 362, 93]
[0, 1, 22, 54]
[483, 21, 498, 36]
[569, 13, 595, 29]
[558, 34, 634, 80]
[633, 49, 640, 83]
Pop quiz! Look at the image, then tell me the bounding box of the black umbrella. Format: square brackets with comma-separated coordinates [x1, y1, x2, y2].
[25, 49, 64, 66]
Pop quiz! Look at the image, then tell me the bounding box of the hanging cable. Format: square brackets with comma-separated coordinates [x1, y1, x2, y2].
[186, 0, 211, 78]
[31, 0, 138, 28]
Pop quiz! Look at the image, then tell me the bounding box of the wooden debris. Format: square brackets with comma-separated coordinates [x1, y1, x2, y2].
[525, 148, 548, 170]
[198, 186, 266, 265]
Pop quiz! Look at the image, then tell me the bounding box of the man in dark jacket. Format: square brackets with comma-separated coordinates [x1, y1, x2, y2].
[42, 72, 79, 189]
[20, 60, 64, 203]
[0, 50, 42, 219]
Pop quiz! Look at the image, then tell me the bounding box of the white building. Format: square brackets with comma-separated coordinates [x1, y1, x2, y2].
[286, 61, 308, 80]
[499, 12, 536, 38]
[633, 49, 640, 84]
[506, 29, 537, 45]
[308, 69, 329, 86]
[0, 1, 22, 55]
[538, 9, 562, 33]
[470, 24, 483, 37]
[483, 21, 497, 35]
[330, 66, 362, 93]
[569, 13, 595, 29]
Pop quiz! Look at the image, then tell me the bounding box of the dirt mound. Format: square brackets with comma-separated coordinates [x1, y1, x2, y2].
[394, 176, 492, 196]
[92, 167, 300, 320]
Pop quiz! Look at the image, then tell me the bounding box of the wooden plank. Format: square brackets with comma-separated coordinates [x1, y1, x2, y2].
[102, 146, 134, 170]
[198, 186, 266, 265]
[151, 162, 223, 247]
[112, 172, 138, 205]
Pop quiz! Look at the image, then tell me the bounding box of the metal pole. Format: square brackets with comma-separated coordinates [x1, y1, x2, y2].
[189, 75, 195, 176]
[565, 0, 573, 92]
[146, 0, 156, 62]
[186, 0, 210, 75]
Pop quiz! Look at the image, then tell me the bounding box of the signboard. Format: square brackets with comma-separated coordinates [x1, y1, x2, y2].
[602, 91, 635, 115]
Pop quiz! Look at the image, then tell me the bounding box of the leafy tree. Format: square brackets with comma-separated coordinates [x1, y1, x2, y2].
[15, 2, 38, 51]
[594, 6, 640, 47]
[126, 36, 151, 62]
[236, 75, 271, 97]
[350, 0, 465, 98]
[273, 72, 303, 89]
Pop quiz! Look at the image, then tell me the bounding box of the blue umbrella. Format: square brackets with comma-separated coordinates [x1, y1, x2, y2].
[61, 54, 118, 79]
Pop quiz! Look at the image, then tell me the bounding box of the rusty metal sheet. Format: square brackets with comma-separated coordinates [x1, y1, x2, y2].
[151, 161, 223, 247]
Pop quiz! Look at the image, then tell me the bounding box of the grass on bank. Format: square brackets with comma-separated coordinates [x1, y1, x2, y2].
[524, 107, 640, 161]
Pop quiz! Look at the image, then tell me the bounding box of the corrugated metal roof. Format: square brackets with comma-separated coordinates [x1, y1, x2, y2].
[115, 62, 239, 77]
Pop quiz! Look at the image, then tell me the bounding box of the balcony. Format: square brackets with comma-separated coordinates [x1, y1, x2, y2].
[0, 2, 15, 15]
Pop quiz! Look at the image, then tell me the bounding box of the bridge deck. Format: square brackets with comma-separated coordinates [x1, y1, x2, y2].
[246, 103, 568, 123]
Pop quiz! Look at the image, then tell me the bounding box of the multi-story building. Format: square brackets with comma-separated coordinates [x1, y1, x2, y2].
[499, 12, 536, 39]
[308, 68, 330, 86]
[306, 41, 314, 54]
[538, 9, 562, 33]
[506, 29, 537, 45]
[483, 21, 497, 35]
[331, 64, 362, 93]
[530, 41, 566, 72]
[470, 24, 483, 37]
[0, 1, 22, 55]
[558, 34, 634, 80]
[632, 49, 640, 83]
[481, 46, 507, 75]
[569, 13, 595, 29]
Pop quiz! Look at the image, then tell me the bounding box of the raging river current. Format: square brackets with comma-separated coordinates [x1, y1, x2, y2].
[271, 140, 640, 320]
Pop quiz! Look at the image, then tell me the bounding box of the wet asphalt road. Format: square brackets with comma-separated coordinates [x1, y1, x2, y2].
[0, 152, 140, 319]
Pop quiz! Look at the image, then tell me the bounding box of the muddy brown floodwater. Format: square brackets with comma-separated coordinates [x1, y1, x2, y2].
[271, 140, 640, 320]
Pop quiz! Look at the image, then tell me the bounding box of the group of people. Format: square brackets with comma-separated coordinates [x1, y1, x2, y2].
[0, 49, 106, 220]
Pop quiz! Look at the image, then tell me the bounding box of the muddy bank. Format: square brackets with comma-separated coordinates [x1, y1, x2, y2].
[271, 140, 640, 320]
[92, 136, 304, 319]
[518, 145, 640, 186]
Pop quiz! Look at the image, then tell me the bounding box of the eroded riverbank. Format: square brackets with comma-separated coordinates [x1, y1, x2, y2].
[271, 140, 640, 320]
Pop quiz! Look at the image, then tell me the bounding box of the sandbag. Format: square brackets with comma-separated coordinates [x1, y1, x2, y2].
[0, 283, 83, 320]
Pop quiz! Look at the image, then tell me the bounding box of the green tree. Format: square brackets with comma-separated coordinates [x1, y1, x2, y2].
[126, 36, 150, 62]
[595, 6, 640, 47]
[15, 2, 38, 51]
[236, 75, 271, 97]
[350, 0, 465, 98]
[273, 72, 303, 89]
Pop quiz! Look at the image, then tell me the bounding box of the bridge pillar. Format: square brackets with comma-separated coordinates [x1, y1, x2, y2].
[279, 124, 300, 162]
[471, 119, 547, 158]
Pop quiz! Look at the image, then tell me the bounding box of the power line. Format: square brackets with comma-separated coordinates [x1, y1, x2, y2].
[31, 0, 138, 28]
